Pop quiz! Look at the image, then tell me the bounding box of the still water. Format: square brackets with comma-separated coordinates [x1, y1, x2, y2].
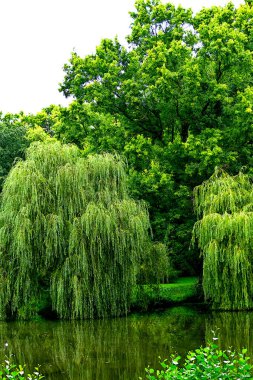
[0, 306, 252, 379]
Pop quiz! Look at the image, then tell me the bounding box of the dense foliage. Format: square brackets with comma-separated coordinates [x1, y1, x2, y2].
[0, 113, 29, 191]
[144, 339, 253, 379]
[0, 141, 154, 320]
[56, 0, 253, 274]
[0, 357, 43, 380]
[0, 0, 253, 314]
[193, 169, 253, 310]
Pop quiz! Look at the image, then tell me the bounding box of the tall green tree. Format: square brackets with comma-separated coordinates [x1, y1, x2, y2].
[192, 169, 253, 310]
[0, 142, 151, 320]
[60, 1, 253, 146]
[60, 1, 194, 143]
[58, 0, 253, 274]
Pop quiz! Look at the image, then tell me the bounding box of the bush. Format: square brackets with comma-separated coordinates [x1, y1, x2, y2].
[143, 338, 253, 379]
[0, 352, 43, 380]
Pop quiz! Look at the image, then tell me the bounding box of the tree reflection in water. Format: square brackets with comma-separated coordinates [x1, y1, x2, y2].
[0, 307, 251, 379]
[206, 311, 253, 356]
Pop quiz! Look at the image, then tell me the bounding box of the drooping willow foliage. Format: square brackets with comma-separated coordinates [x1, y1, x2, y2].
[0, 141, 151, 320]
[137, 242, 171, 284]
[192, 168, 253, 310]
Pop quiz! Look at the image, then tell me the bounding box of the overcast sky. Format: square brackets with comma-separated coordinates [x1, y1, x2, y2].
[0, 0, 244, 115]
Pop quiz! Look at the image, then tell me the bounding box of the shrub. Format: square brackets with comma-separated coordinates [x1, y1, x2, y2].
[0, 358, 43, 380]
[0, 343, 43, 380]
[143, 338, 253, 379]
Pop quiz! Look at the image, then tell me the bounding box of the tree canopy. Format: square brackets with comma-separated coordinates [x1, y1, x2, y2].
[193, 169, 253, 310]
[56, 0, 253, 274]
[0, 113, 29, 191]
[60, 0, 253, 148]
[1, 0, 253, 300]
[0, 141, 152, 320]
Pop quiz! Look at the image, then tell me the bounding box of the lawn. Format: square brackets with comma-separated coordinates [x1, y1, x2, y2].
[158, 277, 199, 302]
[131, 277, 199, 311]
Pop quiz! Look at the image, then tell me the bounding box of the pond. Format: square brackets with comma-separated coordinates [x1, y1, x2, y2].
[0, 306, 252, 379]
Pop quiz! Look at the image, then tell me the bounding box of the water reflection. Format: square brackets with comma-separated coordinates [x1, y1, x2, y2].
[206, 311, 253, 353]
[0, 307, 251, 379]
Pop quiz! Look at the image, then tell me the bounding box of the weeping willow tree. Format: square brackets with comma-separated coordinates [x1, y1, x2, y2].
[192, 168, 253, 310]
[0, 141, 151, 320]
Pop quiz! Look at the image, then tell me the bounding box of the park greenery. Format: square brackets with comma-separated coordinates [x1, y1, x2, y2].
[0, 349, 43, 380]
[193, 169, 253, 310]
[0, 141, 170, 319]
[0, 0, 253, 318]
[0, 361, 43, 380]
[144, 338, 253, 379]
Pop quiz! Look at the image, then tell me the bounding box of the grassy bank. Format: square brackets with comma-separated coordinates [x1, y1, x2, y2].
[131, 277, 200, 311]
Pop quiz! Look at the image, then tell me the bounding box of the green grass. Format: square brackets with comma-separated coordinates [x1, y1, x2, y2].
[131, 277, 199, 311]
[158, 277, 198, 302]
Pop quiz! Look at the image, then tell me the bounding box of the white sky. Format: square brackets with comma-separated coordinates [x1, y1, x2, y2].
[0, 0, 244, 115]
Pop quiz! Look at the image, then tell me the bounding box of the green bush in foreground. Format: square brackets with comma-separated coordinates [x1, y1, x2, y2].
[143, 339, 253, 379]
[0, 356, 43, 380]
